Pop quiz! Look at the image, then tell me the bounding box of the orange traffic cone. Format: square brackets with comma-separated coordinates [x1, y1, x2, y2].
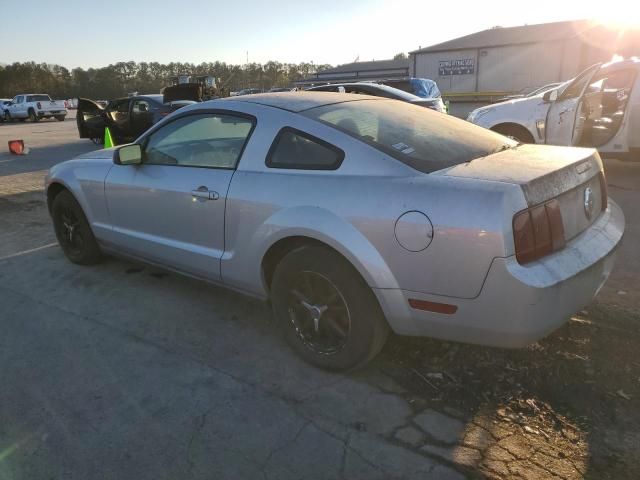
[8, 140, 29, 155]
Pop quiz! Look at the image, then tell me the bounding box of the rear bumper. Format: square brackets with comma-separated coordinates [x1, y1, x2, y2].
[37, 111, 66, 117]
[375, 199, 625, 347]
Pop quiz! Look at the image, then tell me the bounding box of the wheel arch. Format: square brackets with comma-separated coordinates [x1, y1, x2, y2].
[262, 236, 339, 292]
[490, 122, 536, 143]
[258, 223, 400, 296]
[46, 181, 70, 214]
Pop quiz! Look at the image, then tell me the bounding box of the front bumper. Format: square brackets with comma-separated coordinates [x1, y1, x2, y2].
[374, 199, 625, 348]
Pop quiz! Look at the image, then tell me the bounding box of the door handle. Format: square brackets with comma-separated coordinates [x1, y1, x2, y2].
[191, 186, 219, 200]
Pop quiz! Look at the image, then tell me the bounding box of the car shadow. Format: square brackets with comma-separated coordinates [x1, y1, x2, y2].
[371, 295, 640, 479]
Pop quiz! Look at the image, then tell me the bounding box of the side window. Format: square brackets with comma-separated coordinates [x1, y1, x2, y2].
[560, 65, 600, 100]
[266, 128, 345, 170]
[26, 96, 33, 103]
[132, 99, 151, 113]
[117, 100, 130, 113]
[143, 113, 254, 169]
[16, 96, 24, 104]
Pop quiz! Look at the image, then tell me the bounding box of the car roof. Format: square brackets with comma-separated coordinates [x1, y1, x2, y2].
[601, 58, 640, 72]
[309, 82, 424, 101]
[219, 91, 384, 112]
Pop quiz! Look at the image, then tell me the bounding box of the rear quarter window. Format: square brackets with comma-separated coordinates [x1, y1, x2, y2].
[266, 128, 345, 170]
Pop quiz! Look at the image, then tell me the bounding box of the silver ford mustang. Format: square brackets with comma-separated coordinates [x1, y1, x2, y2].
[46, 92, 625, 370]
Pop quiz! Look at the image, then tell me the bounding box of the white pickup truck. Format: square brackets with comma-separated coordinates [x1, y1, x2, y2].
[467, 59, 640, 160]
[3, 94, 67, 122]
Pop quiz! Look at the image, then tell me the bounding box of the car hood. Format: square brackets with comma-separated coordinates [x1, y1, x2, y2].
[476, 95, 545, 114]
[75, 148, 118, 161]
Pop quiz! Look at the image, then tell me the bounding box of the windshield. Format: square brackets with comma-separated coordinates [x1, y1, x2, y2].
[526, 83, 560, 97]
[302, 99, 516, 173]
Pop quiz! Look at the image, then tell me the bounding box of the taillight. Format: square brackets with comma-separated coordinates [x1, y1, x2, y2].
[37, 102, 42, 109]
[599, 171, 608, 211]
[513, 199, 565, 265]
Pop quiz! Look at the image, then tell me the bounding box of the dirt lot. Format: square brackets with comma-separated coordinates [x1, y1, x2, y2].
[0, 116, 638, 479]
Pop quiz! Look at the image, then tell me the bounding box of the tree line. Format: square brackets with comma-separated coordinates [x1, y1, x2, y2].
[0, 60, 333, 99]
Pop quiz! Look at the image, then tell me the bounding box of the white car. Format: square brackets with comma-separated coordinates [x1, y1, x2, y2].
[467, 59, 640, 160]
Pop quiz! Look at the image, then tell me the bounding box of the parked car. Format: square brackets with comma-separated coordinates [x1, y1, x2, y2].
[467, 58, 640, 160]
[234, 88, 263, 96]
[0, 99, 12, 122]
[4, 94, 67, 122]
[46, 92, 624, 370]
[268, 87, 295, 93]
[77, 95, 195, 144]
[495, 82, 563, 102]
[307, 82, 446, 113]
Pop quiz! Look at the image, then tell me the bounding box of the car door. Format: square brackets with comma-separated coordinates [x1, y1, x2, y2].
[107, 99, 133, 142]
[77, 98, 106, 139]
[545, 63, 601, 146]
[129, 98, 156, 138]
[104, 111, 255, 281]
[10, 96, 25, 118]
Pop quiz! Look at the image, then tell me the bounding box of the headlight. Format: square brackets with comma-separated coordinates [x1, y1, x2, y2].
[467, 108, 492, 123]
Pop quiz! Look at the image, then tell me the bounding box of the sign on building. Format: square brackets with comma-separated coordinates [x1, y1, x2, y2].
[438, 59, 475, 76]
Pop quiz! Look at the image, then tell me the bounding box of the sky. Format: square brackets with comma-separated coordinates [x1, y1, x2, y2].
[0, 0, 637, 69]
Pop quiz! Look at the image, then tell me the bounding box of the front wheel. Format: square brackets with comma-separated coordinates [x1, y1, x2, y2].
[51, 190, 102, 265]
[271, 245, 390, 370]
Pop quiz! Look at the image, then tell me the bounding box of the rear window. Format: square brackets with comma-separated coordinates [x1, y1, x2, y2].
[29, 95, 52, 102]
[302, 99, 516, 173]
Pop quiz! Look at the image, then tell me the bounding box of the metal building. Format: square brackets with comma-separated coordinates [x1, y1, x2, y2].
[409, 20, 640, 116]
[295, 58, 410, 87]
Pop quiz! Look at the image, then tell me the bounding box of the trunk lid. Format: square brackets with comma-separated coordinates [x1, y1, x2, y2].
[436, 144, 606, 243]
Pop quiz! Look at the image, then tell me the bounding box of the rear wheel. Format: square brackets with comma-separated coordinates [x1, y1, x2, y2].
[51, 190, 102, 265]
[271, 245, 389, 370]
[29, 109, 39, 122]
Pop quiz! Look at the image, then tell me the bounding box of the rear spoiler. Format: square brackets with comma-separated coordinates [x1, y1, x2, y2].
[162, 83, 203, 103]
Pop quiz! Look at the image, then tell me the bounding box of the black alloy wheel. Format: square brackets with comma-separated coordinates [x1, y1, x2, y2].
[271, 245, 389, 370]
[287, 270, 352, 355]
[51, 190, 102, 265]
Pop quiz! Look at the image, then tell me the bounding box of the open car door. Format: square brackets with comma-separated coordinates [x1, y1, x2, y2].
[545, 63, 601, 146]
[77, 98, 106, 140]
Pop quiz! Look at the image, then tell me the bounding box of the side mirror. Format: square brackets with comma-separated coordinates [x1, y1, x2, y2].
[543, 89, 558, 103]
[114, 144, 142, 165]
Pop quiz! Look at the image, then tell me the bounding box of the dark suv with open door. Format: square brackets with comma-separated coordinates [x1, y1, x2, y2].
[77, 95, 195, 145]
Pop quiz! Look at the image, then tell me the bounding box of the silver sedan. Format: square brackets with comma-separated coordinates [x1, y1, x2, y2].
[46, 92, 625, 370]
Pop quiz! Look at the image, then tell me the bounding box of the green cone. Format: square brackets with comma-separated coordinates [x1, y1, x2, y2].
[104, 127, 115, 149]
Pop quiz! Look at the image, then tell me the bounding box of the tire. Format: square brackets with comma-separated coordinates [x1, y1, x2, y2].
[51, 190, 102, 265]
[271, 245, 390, 370]
[3, 111, 10, 122]
[492, 124, 535, 144]
[29, 109, 39, 122]
[55, 116, 65, 122]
